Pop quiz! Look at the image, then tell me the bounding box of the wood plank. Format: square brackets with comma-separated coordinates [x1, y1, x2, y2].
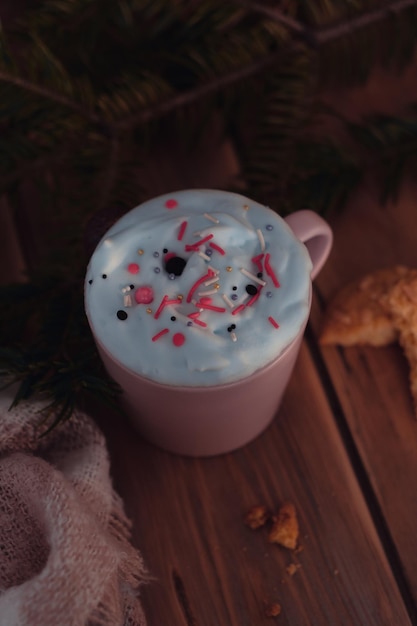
[97, 341, 412, 625]
[310, 171, 417, 609]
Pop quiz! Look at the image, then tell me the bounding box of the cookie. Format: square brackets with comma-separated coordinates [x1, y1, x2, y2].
[320, 266, 410, 347]
[381, 270, 417, 415]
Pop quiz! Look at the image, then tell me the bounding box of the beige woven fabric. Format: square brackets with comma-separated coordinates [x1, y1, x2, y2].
[0, 388, 148, 626]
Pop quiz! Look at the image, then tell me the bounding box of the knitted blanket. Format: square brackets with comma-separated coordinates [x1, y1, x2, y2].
[0, 387, 147, 626]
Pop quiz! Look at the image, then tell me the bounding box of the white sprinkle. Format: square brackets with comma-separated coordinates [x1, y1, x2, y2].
[208, 265, 220, 275]
[222, 293, 235, 309]
[103, 238, 112, 246]
[204, 212, 219, 224]
[123, 294, 132, 307]
[231, 331, 237, 342]
[240, 268, 267, 286]
[193, 230, 203, 237]
[198, 251, 211, 261]
[198, 288, 218, 297]
[204, 276, 220, 287]
[256, 228, 266, 252]
[191, 299, 203, 311]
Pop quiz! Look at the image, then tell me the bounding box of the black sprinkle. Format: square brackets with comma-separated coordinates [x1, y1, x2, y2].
[130, 284, 135, 289]
[245, 284, 258, 296]
[257, 272, 263, 278]
[231, 324, 236, 330]
[165, 256, 187, 276]
[102, 274, 107, 279]
[171, 316, 176, 321]
[88, 279, 93, 284]
[163, 248, 168, 253]
[232, 286, 237, 291]
[117, 310, 128, 320]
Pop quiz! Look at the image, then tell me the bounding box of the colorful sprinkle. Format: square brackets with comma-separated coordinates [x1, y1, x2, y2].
[186, 269, 216, 303]
[204, 213, 219, 224]
[240, 268, 266, 286]
[154, 267, 160, 273]
[173, 332, 185, 347]
[209, 242, 225, 256]
[245, 284, 258, 296]
[251, 254, 264, 273]
[123, 293, 133, 307]
[152, 328, 169, 341]
[198, 250, 211, 261]
[178, 220, 188, 241]
[264, 253, 280, 288]
[204, 276, 219, 287]
[198, 288, 219, 297]
[146, 308, 152, 314]
[196, 302, 226, 313]
[137, 249, 144, 255]
[256, 228, 266, 252]
[134, 286, 154, 304]
[243, 204, 249, 211]
[231, 294, 238, 301]
[153, 251, 160, 258]
[128, 263, 140, 274]
[268, 316, 279, 329]
[266, 224, 273, 231]
[247, 290, 262, 306]
[165, 199, 178, 209]
[185, 234, 214, 251]
[117, 310, 128, 320]
[226, 266, 232, 272]
[232, 304, 246, 316]
[222, 293, 235, 308]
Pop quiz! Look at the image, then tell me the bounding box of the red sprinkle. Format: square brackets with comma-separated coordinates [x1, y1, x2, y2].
[134, 286, 154, 304]
[154, 295, 168, 319]
[177, 221, 188, 241]
[152, 328, 169, 342]
[251, 254, 264, 273]
[186, 269, 216, 303]
[232, 304, 246, 316]
[247, 289, 262, 306]
[185, 234, 214, 251]
[197, 302, 226, 313]
[190, 317, 207, 327]
[128, 263, 140, 274]
[268, 316, 279, 329]
[209, 242, 225, 255]
[165, 199, 178, 209]
[265, 253, 280, 288]
[173, 332, 186, 347]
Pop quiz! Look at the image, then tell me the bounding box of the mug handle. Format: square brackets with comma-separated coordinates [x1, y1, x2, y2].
[284, 210, 333, 280]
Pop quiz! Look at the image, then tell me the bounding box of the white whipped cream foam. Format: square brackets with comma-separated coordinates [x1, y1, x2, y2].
[85, 190, 312, 386]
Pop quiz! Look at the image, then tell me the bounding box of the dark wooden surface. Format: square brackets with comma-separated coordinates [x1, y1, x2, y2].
[96, 69, 417, 624]
[4, 57, 417, 625]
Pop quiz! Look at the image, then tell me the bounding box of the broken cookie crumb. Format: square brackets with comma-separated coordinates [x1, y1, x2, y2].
[286, 563, 302, 576]
[265, 602, 282, 618]
[268, 502, 299, 550]
[244, 504, 269, 530]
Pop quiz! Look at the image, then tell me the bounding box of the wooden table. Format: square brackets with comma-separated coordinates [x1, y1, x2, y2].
[94, 85, 417, 624]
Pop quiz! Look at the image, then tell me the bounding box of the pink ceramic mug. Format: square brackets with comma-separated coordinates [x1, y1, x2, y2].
[86, 193, 332, 456]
